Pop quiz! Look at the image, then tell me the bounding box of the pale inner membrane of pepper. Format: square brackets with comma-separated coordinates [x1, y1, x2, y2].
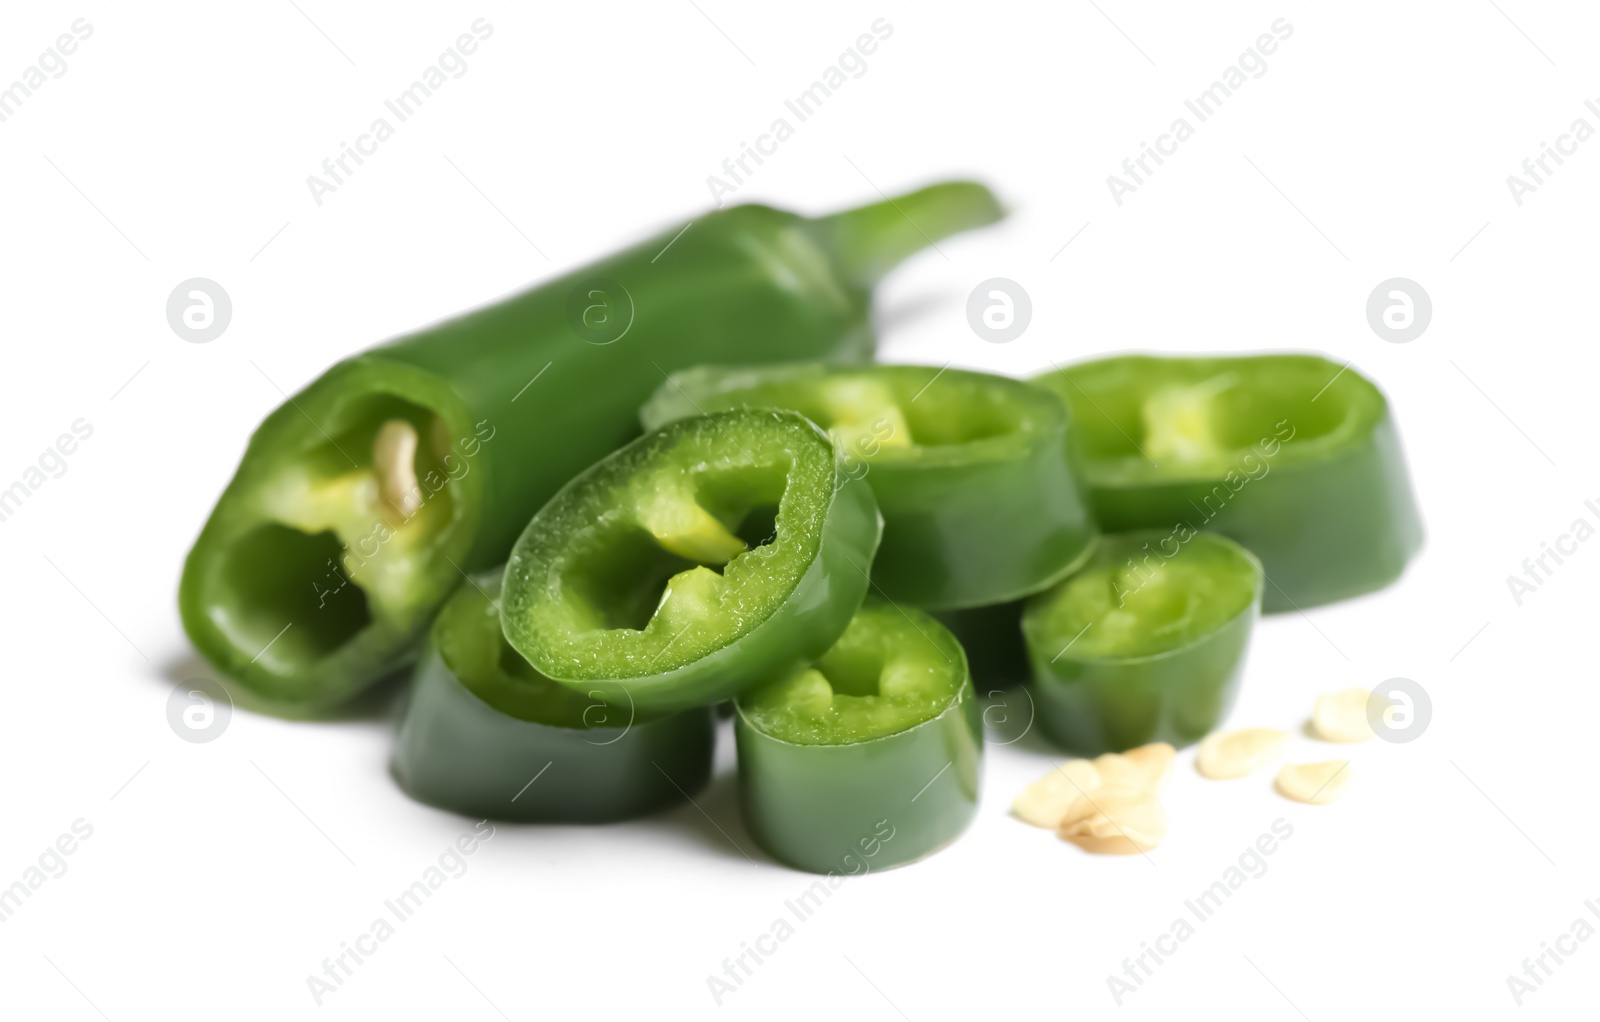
[741, 606, 963, 745]
[260, 417, 452, 621]
[817, 377, 912, 453]
[624, 463, 770, 636]
[1140, 372, 1238, 466]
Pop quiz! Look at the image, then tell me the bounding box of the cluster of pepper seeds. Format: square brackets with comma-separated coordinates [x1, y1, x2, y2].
[1013, 687, 1390, 853]
[1012, 743, 1176, 854]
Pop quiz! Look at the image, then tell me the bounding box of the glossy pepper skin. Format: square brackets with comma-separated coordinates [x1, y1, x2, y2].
[1033, 353, 1422, 613]
[640, 363, 1097, 609]
[735, 603, 982, 873]
[501, 410, 882, 714]
[393, 574, 713, 822]
[179, 182, 1001, 710]
[1023, 531, 1262, 756]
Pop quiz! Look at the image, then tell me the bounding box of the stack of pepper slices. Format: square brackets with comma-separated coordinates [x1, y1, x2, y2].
[180, 182, 1422, 873]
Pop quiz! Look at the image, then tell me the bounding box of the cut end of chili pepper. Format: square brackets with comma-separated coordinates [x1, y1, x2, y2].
[738, 602, 966, 745]
[501, 408, 881, 712]
[641, 362, 1099, 608]
[1022, 531, 1263, 755]
[733, 602, 982, 873]
[1035, 353, 1388, 486]
[435, 572, 601, 726]
[1034, 352, 1423, 612]
[1026, 532, 1262, 662]
[179, 359, 485, 708]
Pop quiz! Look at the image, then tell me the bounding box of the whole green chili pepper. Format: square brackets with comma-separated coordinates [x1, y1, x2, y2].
[640, 363, 1097, 608]
[501, 410, 882, 714]
[180, 182, 1001, 709]
[393, 573, 714, 822]
[735, 602, 982, 873]
[1033, 353, 1422, 612]
[1022, 531, 1261, 755]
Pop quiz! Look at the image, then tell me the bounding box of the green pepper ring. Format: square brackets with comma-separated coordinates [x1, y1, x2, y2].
[501, 410, 883, 713]
[640, 362, 1100, 610]
[734, 602, 983, 873]
[1022, 530, 1264, 756]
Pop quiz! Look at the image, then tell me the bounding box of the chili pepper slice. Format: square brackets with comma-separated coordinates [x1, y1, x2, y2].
[640, 363, 1097, 609]
[1033, 353, 1422, 612]
[392, 573, 713, 822]
[180, 182, 1001, 709]
[1022, 531, 1262, 755]
[501, 409, 882, 713]
[734, 602, 981, 873]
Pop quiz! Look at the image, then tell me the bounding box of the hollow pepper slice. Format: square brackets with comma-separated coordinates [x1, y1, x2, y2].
[501, 409, 882, 713]
[180, 182, 1001, 709]
[392, 572, 713, 822]
[735, 602, 981, 873]
[1033, 353, 1422, 612]
[1022, 530, 1262, 756]
[640, 363, 1097, 609]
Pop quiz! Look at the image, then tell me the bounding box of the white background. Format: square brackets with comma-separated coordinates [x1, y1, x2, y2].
[1, 2, 1595, 1019]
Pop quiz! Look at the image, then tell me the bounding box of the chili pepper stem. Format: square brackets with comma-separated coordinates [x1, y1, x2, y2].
[808, 181, 1004, 287]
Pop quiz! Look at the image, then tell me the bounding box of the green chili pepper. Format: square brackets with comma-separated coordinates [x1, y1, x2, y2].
[393, 573, 713, 822]
[640, 363, 1097, 609]
[1022, 531, 1262, 755]
[735, 602, 981, 873]
[180, 182, 1001, 709]
[501, 409, 882, 714]
[1033, 353, 1422, 612]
